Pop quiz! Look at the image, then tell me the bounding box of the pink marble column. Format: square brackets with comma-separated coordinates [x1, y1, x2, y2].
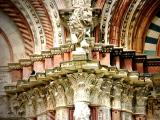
[31, 54, 44, 73]
[64, 52, 70, 61]
[19, 59, 33, 80]
[8, 63, 22, 82]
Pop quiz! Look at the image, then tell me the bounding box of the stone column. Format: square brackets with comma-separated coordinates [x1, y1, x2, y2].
[67, 72, 101, 120]
[46, 94, 56, 120]
[98, 78, 112, 120]
[112, 80, 123, 120]
[121, 84, 133, 120]
[25, 97, 36, 120]
[31, 88, 48, 120]
[49, 84, 69, 120]
[134, 87, 148, 120]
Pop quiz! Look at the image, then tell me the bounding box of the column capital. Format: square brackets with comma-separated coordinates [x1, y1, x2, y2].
[67, 72, 103, 103]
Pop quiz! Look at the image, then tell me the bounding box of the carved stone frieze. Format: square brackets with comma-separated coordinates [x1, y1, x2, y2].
[30, 54, 44, 62]
[8, 63, 22, 70]
[19, 59, 32, 67]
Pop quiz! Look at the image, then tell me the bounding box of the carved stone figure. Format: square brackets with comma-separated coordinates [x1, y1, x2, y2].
[68, 7, 92, 46]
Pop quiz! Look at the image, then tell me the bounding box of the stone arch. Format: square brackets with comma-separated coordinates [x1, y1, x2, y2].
[0, 10, 26, 64]
[143, 11, 160, 56]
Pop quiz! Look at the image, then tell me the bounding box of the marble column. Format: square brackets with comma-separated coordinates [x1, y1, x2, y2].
[50, 84, 69, 120]
[67, 73, 102, 120]
[112, 81, 123, 120]
[121, 84, 133, 120]
[25, 99, 36, 120]
[46, 95, 56, 120]
[98, 78, 112, 120]
[134, 87, 148, 120]
[134, 96, 147, 120]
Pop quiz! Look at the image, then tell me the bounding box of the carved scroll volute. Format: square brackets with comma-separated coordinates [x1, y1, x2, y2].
[67, 72, 96, 102]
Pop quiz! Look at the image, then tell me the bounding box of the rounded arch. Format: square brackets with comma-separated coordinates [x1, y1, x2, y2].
[0, 28, 13, 65]
[0, 0, 34, 56]
[132, 0, 160, 53]
[0, 10, 26, 63]
[143, 11, 160, 56]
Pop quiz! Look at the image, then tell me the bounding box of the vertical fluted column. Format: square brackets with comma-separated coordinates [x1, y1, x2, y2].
[134, 86, 148, 120]
[98, 78, 112, 120]
[111, 80, 123, 120]
[121, 84, 134, 120]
